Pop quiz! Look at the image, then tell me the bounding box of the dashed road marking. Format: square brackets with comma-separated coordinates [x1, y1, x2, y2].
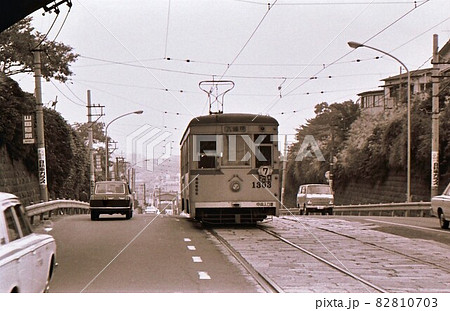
[187, 245, 196, 251]
[192, 256, 203, 263]
[184, 238, 191, 242]
[198, 271, 211, 280]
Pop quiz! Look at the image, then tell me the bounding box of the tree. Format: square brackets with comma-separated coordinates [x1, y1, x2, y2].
[283, 100, 360, 207]
[0, 16, 78, 82]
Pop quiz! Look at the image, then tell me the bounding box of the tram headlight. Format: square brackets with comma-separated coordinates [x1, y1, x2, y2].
[230, 181, 241, 192]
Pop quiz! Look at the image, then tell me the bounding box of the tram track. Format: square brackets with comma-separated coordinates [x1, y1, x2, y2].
[208, 217, 450, 293]
[209, 225, 386, 293]
[208, 228, 283, 293]
[316, 226, 450, 274]
[257, 226, 387, 293]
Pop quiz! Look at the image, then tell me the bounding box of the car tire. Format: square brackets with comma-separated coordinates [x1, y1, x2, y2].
[439, 212, 449, 229]
[91, 211, 99, 221]
[125, 209, 133, 220]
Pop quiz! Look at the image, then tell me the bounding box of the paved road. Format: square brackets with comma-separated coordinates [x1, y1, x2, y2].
[333, 215, 450, 244]
[47, 213, 261, 293]
[42, 212, 450, 293]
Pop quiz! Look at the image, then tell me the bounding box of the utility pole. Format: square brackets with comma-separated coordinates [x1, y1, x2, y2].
[87, 90, 95, 196]
[280, 134, 288, 207]
[431, 34, 440, 198]
[33, 49, 48, 202]
[86, 91, 104, 192]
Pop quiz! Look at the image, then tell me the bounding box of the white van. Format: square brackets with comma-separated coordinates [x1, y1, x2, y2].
[297, 184, 334, 215]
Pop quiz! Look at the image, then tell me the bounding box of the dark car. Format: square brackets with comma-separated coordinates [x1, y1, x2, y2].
[89, 181, 134, 220]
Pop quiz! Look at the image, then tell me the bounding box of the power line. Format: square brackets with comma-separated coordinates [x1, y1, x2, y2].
[164, 0, 171, 58]
[264, 0, 433, 114]
[78, 54, 384, 80]
[77, 1, 199, 120]
[232, 0, 426, 5]
[220, 0, 279, 79]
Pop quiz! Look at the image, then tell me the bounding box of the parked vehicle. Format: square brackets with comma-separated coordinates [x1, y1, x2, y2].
[89, 181, 134, 220]
[297, 184, 334, 215]
[0, 192, 56, 292]
[431, 182, 450, 229]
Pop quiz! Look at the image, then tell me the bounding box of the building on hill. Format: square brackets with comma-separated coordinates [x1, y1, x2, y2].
[357, 39, 450, 115]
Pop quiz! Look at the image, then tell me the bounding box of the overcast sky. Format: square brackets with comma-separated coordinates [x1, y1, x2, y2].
[13, 0, 450, 162]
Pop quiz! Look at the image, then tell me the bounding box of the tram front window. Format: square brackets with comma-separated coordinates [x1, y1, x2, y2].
[198, 141, 217, 169]
[223, 135, 251, 166]
[254, 134, 272, 167]
[255, 145, 272, 167]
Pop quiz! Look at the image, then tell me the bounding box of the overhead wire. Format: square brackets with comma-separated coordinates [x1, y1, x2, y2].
[49, 79, 85, 107]
[76, 54, 391, 81]
[231, 0, 427, 5]
[77, 1, 200, 121]
[34, 10, 60, 49]
[52, 4, 72, 41]
[220, 0, 279, 79]
[164, 0, 171, 59]
[258, 0, 377, 116]
[263, 0, 433, 115]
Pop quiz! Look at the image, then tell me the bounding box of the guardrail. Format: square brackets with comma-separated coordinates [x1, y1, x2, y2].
[280, 202, 432, 217]
[26, 199, 90, 225]
[334, 202, 432, 217]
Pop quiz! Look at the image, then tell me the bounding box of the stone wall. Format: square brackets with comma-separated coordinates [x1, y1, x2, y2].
[0, 145, 40, 205]
[335, 171, 450, 205]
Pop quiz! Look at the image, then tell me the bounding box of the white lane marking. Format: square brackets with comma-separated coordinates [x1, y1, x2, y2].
[184, 238, 191, 242]
[187, 245, 196, 251]
[192, 256, 203, 263]
[198, 271, 211, 280]
[366, 218, 450, 234]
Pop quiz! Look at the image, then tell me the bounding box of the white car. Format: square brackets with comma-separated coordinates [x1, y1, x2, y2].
[0, 192, 56, 292]
[431, 182, 450, 229]
[144, 206, 159, 214]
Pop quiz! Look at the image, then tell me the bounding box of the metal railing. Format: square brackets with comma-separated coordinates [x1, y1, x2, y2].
[26, 199, 90, 225]
[333, 202, 432, 217]
[280, 202, 432, 217]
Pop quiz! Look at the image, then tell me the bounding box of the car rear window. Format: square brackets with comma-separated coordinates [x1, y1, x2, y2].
[308, 185, 331, 194]
[95, 183, 126, 194]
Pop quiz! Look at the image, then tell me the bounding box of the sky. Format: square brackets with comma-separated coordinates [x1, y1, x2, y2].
[12, 0, 450, 163]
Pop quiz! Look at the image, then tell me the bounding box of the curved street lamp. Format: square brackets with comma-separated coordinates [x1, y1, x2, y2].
[105, 110, 144, 180]
[348, 41, 411, 202]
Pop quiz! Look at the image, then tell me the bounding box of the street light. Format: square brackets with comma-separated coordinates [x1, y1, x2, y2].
[105, 110, 144, 180]
[348, 41, 411, 202]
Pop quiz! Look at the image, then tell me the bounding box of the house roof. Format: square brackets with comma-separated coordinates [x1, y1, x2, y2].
[439, 39, 450, 59]
[357, 89, 384, 96]
[381, 68, 433, 82]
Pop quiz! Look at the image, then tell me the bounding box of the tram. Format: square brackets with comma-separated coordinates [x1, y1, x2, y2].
[180, 112, 280, 224]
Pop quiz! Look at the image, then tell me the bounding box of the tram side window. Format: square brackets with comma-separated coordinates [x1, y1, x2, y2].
[255, 134, 272, 167]
[198, 141, 217, 169]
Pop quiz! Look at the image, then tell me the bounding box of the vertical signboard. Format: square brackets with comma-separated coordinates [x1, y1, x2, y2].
[432, 151, 439, 190]
[38, 147, 47, 186]
[23, 115, 35, 144]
